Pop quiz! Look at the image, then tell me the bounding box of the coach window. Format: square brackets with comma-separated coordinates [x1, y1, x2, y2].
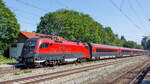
[122, 50, 130, 53]
[96, 49, 117, 52]
[40, 43, 49, 49]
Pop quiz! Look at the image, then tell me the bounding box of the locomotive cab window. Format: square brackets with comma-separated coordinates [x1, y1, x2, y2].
[40, 43, 49, 49]
[23, 41, 37, 52]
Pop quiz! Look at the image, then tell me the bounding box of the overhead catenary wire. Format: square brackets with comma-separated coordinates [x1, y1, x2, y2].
[5, 0, 46, 32]
[3, 0, 42, 22]
[16, 15, 37, 26]
[8, 6, 38, 28]
[109, 0, 150, 44]
[9, 7, 37, 22]
[135, 0, 149, 19]
[109, 0, 142, 29]
[134, 0, 150, 37]
[54, 0, 69, 9]
[128, 0, 150, 33]
[8, 6, 41, 17]
[119, 0, 125, 11]
[15, 0, 48, 12]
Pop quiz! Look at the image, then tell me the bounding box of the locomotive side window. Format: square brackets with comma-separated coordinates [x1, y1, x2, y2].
[96, 49, 117, 52]
[50, 43, 53, 46]
[40, 43, 49, 49]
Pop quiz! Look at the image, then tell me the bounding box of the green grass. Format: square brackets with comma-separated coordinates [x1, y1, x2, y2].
[13, 71, 21, 75]
[0, 53, 17, 65]
[0, 74, 4, 78]
[13, 70, 32, 75]
[24, 70, 32, 73]
[74, 62, 79, 66]
[48, 67, 56, 70]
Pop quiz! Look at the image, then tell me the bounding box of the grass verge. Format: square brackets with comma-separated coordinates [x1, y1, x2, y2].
[24, 70, 32, 73]
[13, 71, 21, 75]
[0, 53, 17, 65]
[48, 67, 56, 70]
[0, 74, 4, 78]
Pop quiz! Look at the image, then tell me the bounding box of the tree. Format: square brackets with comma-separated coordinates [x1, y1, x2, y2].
[123, 41, 136, 48]
[103, 27, 122, 46]
[142, 36, 150, 50]
[135, 44, 143, 49]
[103, 27, 115, 45]
[37, 9, 105, 43]
[36, 9, 142, 49]
[119, 35, 126, 47]
[121, 36, 126, 41]
[0, 0, 20, 54]
[123, 40, 143, 49]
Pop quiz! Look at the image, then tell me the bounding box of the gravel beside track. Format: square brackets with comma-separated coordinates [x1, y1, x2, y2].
[109, 60, 150, 84]
[0, 55, 149, 84]
[0, 58, 131, 84]
[0, 56, 142, 81]
[85, 56, 150, 84]
[0, 64, 24, 74]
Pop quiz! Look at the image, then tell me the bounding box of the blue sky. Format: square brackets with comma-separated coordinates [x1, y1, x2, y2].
[3, 0, 150, 44]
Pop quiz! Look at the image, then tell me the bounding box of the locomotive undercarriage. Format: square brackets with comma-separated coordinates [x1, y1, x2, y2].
[21, 55, 83, 67]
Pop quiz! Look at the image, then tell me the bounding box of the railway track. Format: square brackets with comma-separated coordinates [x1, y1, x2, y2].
[108, 59, 150, 84]
[0, 66, 26, 74]
[0, 56, 145, 74]
[0, 57, 139, 84]
[0, 64, 42, 75]
[129, 66, 150, 84]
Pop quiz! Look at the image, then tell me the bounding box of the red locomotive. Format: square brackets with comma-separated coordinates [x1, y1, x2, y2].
[19, 38, 149, 66]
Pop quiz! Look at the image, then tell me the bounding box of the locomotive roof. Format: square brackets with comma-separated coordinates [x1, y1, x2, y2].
[31, 38, 88, 46]
[63, 41, 88, 46]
